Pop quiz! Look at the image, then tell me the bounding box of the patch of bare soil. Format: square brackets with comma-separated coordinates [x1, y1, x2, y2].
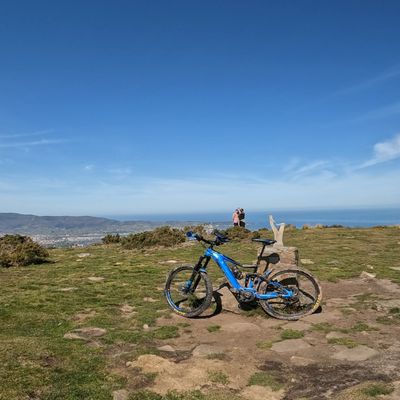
[112, 277, 400, 399]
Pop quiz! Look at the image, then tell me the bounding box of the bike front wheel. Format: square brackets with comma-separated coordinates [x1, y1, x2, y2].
[164, 265, 213, 318]
[259, 268, 322, 320]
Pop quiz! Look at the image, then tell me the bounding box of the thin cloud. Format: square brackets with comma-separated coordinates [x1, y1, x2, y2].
[0, 139, 67, 148]
[352, 101, 400, 123]
[296, 160, 329, 175]
[285, 160, 332, 180]
[0, 129, 54, 139]
[359, 133, 400, 168]
[335, 64, 400, 95]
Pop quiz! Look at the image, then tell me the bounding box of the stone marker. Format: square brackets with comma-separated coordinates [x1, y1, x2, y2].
[269, 215, 286, 246]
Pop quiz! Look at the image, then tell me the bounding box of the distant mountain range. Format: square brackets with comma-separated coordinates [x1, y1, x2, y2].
[0, 213, 217, 247]
[0, 212, 196, 235]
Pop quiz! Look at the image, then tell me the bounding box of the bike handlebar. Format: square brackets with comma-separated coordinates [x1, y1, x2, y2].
[186, 230, 229, 246]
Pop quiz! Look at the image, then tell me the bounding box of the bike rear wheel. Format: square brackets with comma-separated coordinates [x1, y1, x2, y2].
[259, 268, 322, 320]
[164, 265, 213, 318]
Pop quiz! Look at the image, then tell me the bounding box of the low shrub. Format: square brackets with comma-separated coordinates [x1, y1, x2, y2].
[102, 233, 121, 244]
[221, 226, 254, 241]
[0, 234, 49, 268]
[121, 226, 186, 249]
[182, 225, 208, 236]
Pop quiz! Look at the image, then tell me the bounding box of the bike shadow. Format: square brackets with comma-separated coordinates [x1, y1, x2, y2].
[192, 291, 223, 319]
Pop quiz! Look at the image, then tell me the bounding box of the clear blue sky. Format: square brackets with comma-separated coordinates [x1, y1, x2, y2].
[1, 1, 400, 216]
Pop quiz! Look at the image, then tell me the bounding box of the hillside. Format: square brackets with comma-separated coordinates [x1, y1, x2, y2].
[0, 213, 159, 234]
[0, 213, 216, 247]
[1, 227, 400, 399]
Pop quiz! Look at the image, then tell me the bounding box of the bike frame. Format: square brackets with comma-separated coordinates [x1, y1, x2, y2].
[195, 246, 294, 300]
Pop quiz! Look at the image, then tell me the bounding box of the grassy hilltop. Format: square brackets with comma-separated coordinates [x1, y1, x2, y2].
[1, 227, 400, 400]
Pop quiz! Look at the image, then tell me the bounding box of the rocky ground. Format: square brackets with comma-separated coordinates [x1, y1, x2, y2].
[2, 228, 400, 399]
[114, 276, 400, 400]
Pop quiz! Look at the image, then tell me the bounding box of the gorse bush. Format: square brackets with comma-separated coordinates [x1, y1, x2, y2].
[121, 226, 186, 249]
[102, 233, 121, 244]
[182, 225, 208, 237]
[221, 226, 256, 241]
[0, 234, 49, 268]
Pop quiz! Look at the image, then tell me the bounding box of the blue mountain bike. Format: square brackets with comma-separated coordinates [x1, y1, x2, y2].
[164, 230, 322, 320]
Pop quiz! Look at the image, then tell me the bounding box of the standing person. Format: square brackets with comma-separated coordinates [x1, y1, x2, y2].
[232, 208, 240, 226]
[238, 208, 246, 227]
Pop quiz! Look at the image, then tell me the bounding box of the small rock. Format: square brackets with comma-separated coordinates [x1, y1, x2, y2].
[390, 267, 400, 271]
[360, 271, 376, 279]
[290, 356, 315, 366]
[218, 286, 241, 314]
[71, 311, 96, 322]
[77, 253, 91, 258]
[157, 345, 176, 353]
[332, 345, 379, 361]
[64, 327, 107, 340]
[271, 339, 311, 353]
[327, 260, 339, 265]
[114, 262, 123, 265]
[301, 259, 314, 265]
[113, 390, 128, 400]
[192, 344, 225, 357]
[76, 327, 107, 337]
[120, 304, 135, 313]
[165, 260, 179, 264]
[88, 276, 105, 282]
[143, 297, 157, 302]
[143, 324, 150, 330]
[58, 287, 77, 292]
[86, 341, 102, 349]
[64, 332, 86, 340]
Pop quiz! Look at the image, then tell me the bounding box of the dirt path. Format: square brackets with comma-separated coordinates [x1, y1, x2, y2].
[125, 276, 400, 399]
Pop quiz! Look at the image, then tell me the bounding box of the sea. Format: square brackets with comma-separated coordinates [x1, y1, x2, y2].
[109, 208, 400, 231]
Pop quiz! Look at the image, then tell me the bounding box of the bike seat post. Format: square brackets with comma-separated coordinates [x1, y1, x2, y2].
[255, 243, 267, 272]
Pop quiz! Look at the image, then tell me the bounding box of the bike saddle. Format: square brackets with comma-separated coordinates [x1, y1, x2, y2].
[252, 238, 276, 245]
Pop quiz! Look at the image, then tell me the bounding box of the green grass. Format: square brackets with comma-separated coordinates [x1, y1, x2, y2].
[206, 353, 229, 361]
[207, 370, 229, 385]
[248, 372, 284, 391]
[256, 340, 274, 349]
[1, 227, 399, 398]
[207, 325, 221, 333]
[347, 322, 379, 332]
[361, 383, 394, 397]
[327, 337, 359, 348]
[311, 322, 334, 332]
[129, 389, 243, 400]
[280, 329, 304, 340]
[376, 307, 400, 325]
